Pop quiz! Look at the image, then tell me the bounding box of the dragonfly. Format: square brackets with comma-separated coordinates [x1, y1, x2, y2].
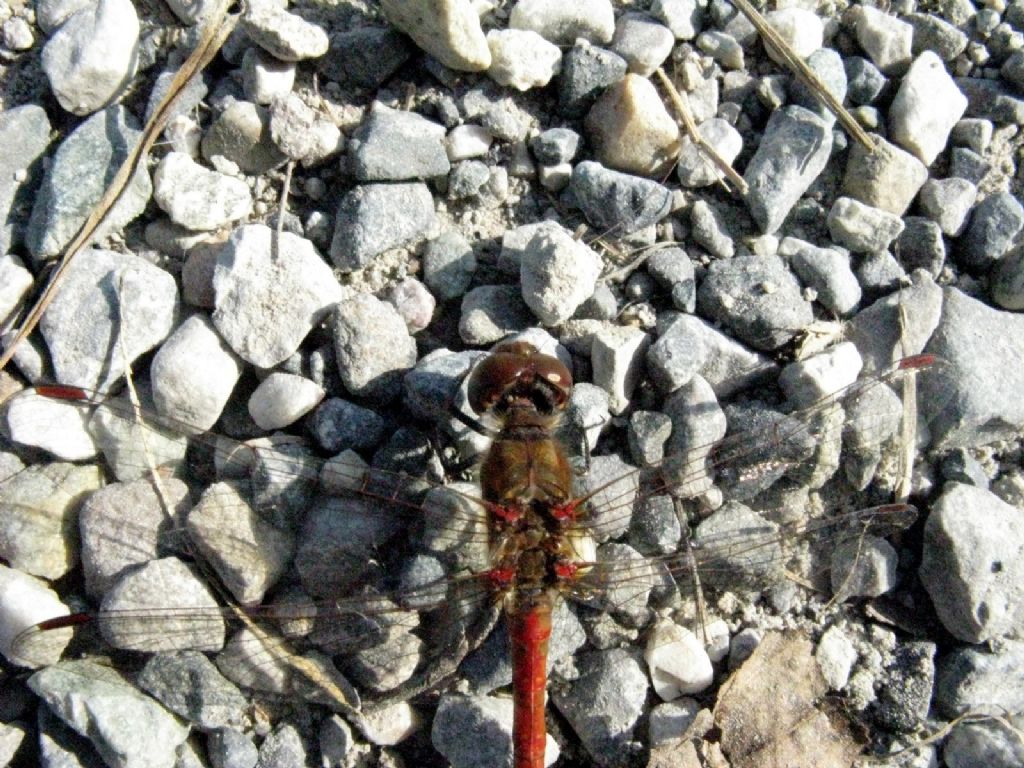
[2, 338, 948, 768]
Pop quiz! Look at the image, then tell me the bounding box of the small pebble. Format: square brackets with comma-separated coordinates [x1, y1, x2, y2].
[960, 192, 1024, 274]
[349, 102, 449, 181]
[241, 47, 295, 105]
[827, 196, 905, 253]
[519, 223, 602, 325]
[557, 39, 628, 118]
[486, 29, 561, 91]
[584, 73, 680, 177]
[851, 4, 913, 74]
[992, 244, 1024, 310]
[153, 152, 252, 231]
[650, 0, 704, 40]
[329, 182, 437, 271]
[41, 0, 139, 115]
[248, 373, 325, 430]
[530, 128, 581, 165]
[610, 13, 675, 76]
[380, 0, 490, 72]
[268, 93, 342, 165]
[201, 100, 286, 174]
[764, 8, 823, 64]
[696, 30, 744, 69]
[888, 51, 968, 165]
[509, 0, 615, 45]
[644, 619, 714, 699]
[675, 117, 742, 188]
[569, 160, 672, 234]
[445, 124, 493, 161]
[241, 0, 328, 61]
[841, 134, 928, 216]
[917, 177, 977, 236]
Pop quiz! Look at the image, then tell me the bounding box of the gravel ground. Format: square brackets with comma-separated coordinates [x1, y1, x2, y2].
[1, 0, 1024, 767]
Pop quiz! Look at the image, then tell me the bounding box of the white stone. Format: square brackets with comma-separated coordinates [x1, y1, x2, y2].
[509, 0, 615, 45]
[0, 564, 73, 668]
[445, 124, 493, 161]
[703, 618, 731, 663]
[153, 152, 252, 232]
[591, 325, 651, 415]
[611, 12, 675, 76]
[815, 625, 857, 690]
[889, 51, 968, 165]
[538, 162, 572, 191]
[41, 0, 139, 115]
[486, 29, 561, 91]
[2, 389, 98, 461]
[519, 224, 602, 325]
[241, 46, 296, 105]
[645, 619, 714, 700]
[651, 0, 702, 40]
[247, 372, 325, 430]
[778, 341, 863, 407]
[765, 8, 823, 64]
[0, 254, 33, 329]
[380, 0, 491, 72]
[241, 0, 329, 61]
[852, 5, 913, 74]
[151, 315, 244, 434]
[359, 701, 421, 746]
[697, 30, 744, 69]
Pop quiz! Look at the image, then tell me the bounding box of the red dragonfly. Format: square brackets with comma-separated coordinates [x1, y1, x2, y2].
[4, 341, 944, 768]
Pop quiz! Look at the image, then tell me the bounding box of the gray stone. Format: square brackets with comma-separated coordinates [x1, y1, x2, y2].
[950, 118, 994, 154]
[697, 254, 814, 350]
[41, 0, 139, 116]
[201, 100, 285, 174]
[781, 237, 861, 316]
[744, 105, 832, 233]
[906, 12, 969, 61]
[569, 160, 672, 234]
[789, 47, 847, 124]
[944, 717, 1024, 768]
[27, 106, 152, 260]
[689, 200, 734, 258]
[240, 0, 328, 61]
[935, 640, 1024, 717]
[696, 30, 744, 69]
[423, 231, 477, 301]
[458, 285, 536, 344]
[207, 728, 259, 768]
[267, 92, 342, 165]
[646, 247, 696, 312]
[610, 12, 674, 76]
[955, 77, 1024, 125]
[28, 660, 189, 768]
[660, 374, 727, 499]
[920, 483, 1024, 643]
[0, 462, 102, 579]
[873, 642, 936, 732]
[917, 177, 976, 236]
[830, 535, 898, 601]
[79, 478, 190, 597]
[431, 694, 517, 768]
[309, 398, 386, 453]
[841, 134, 928, 216]
[844, 56, 887, 105]
[896, 217, 946, 277]
[152, 152, 251, 231]
[447, 160, 490, 199]
[629, 492, 680, 553]
[39, 248, 178, 392]
[0, 105, 50, 254]
[856, 249, 906, 294]
[150, 315, 244, 433]
[316, 26, 412, 89]
[827, 197, 905, 253]
[329, 182, 436, 271]
[675, 117, 742, 188]
[550, 648, 648, 767]
[846, 270, 942, 373]
[992, 243, 1024, 310]
[213, 224, 343, 367]
[959, 192, 1024, 273]
[187, 481, 295, 604]
[100, 557, 225, 652]
[591, 325, 650, 415]
[557, 39, 628, 118]
[530, 128, 581, 165]
[950, 146, 991, 185]
[137, 651, 248, 730]
[332, 293, 418, 402]
[459, 81, 537, 141]
[349, 103, 449, 181]
[256, 723, 308, 768]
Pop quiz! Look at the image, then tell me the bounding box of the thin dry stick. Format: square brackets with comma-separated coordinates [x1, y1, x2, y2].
[655, 68, 749, 196]
[729, 0, 876, 152]
[0, 0, 238, 371]
[277, 160, 295, 238]
[894, 303, 918, 505]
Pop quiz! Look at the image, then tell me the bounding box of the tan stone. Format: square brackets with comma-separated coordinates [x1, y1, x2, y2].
[585, 73, 680, 177]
